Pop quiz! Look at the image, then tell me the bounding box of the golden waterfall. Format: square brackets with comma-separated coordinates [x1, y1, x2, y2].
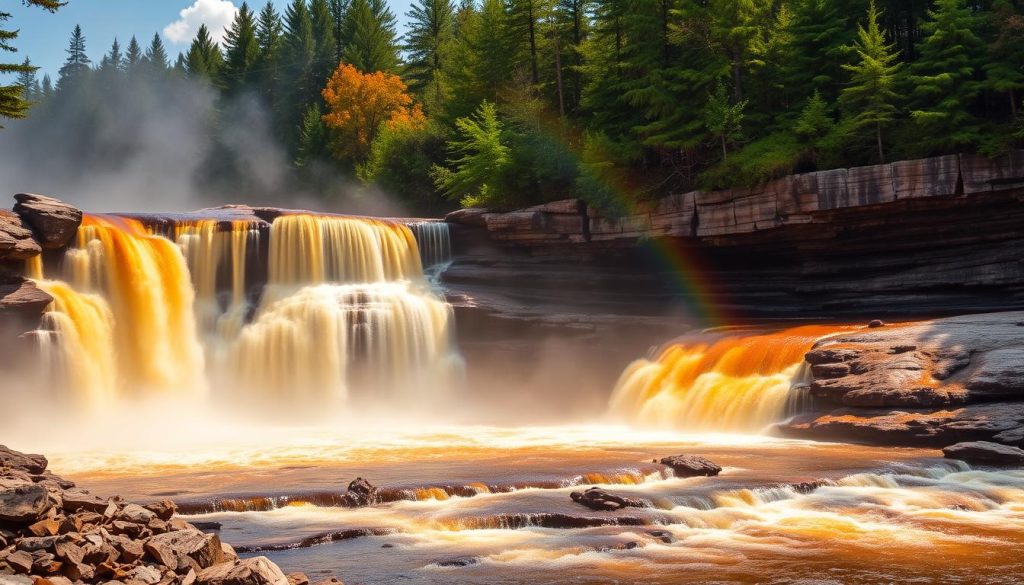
[29, 212, 458, 408]
[608, 325, 846, 431]
[34, 215, 206, 402]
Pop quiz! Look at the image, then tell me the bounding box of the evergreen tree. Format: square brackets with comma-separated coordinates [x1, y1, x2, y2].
[144, 33, 170, 72]
[185, 24, 224, 81]
[432, 100, 511, 206]
[704, 79, 747, 160]
[124, 36, 143, 73]
[838, 1, 902, 163]
[329, 0, 348, 61]
[908, 0, 986, 151]
[173, 53, 188, 75]
[709, 0, 766, 104]
[40, 74, 53, 100]
[278, 0, 316, 145]
[403, 0, 455, 110]
[57, 25, 90, 92]
[100, 38, 124, 73]
[295, 102, 329, 168]
[784, 0, 857, 106]
[447, 0, 513, 117]
[16, 58, 36, 102]
[341, 0, 399, 73]
[794, 89, 834, 163]
[222, 2, 260, 94]
[1, 0, 62, 123]
[506, 0, 549, 85]
[986, 0, 1024, 121]
[310, 0, 338, 84]
[255, 1, 284, 92]
[551, 0, 588, 115]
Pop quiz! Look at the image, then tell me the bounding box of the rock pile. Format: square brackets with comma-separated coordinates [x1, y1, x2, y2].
[0, 445, 340, 585]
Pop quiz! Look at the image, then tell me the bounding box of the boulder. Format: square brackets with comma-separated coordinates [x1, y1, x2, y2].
[0, 446, 48, 474]
[568, 487, 643, 511]
[659, 455, 722, 477]
[0, 210, 41, 261]
[5, 550, 33, 573]
[60, 490, 110, 514]
[0, 276, 52, 319]
[342, 477, 377, 507]
[196, 557, 288, 585]
[12, 194, 83, 249]
[0, 484, 51, 523]
[942, 441, 1024, 466]
[144, 500, 177, 521]
[144, 530, 224, 571]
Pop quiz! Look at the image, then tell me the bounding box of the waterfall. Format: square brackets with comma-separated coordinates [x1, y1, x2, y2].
[28, 212, 460, 410]
[408, 221, 452, 270]
[608, 325, 847, 432]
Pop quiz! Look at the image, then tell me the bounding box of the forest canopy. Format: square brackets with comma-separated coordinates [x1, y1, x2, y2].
[3, 0, 1024, 214]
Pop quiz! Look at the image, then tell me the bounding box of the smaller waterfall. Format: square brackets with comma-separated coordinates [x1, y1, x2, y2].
[608, 325, 848, 432]
[408, 221, 452, 270]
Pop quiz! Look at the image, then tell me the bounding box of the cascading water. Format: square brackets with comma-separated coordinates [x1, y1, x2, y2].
[28, 212, 460, 411]
[608, 325, 848, 431]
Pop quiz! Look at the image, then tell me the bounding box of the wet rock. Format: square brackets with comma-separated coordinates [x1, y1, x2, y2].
[0, 484, 51, 523]
[285, 573, 309, 585]
[0, 210, 41, 261]
[811, 362, 850, 379]
[646, 530, 676, 544]
[342, 478, 376, 507]
[868, 320, 885, 328]
[434, 557, 478, 567]
[145, 530, 224, 571]
[196, 557, 288, 585]
[964, 348, 1024, 400]
[569, 487, 643, 511]
[190, 522, 221, 532]
[942, 441, 1024, 466]
[0, 446, 48, 474]
[659, 455, 722, 477]
[13, 194, 83, 250]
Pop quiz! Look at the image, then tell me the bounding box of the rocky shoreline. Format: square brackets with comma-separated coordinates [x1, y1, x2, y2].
[0, 446, 340, 585]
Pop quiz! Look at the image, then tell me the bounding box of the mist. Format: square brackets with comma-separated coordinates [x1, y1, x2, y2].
[0, 70, 411, 217]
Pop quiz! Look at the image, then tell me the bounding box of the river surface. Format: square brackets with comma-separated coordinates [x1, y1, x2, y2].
[35, 425, 1024, 585]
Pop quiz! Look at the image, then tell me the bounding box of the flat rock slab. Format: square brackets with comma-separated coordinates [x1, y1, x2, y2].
[197, 556, 289, 585]
[0, 445, 48, 474]
[13, 193, 82, 249]
[943, 441, 1024, 466]
[659, 455, 722, 477]
[0, 483, 51, 523]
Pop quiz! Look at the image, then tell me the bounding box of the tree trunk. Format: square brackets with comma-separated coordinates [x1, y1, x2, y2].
[721, 134, 728, 161]
[1010, 89, 1018, 120]
[876, 122, 885, 163]
[555, 36, 565, 117]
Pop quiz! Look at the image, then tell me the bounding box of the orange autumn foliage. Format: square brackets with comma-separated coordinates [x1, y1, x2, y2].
[321, 63, 426, 163]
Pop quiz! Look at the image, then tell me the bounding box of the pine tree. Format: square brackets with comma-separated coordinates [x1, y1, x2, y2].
[16, 58, 36, 102]
[173, 53, 188, 75]
[144, 33, 170, 73]
[185, 24, 224, 81]
[56, 24, 90, 92]
[40, 74, 53, 100]
[403, 0, 455, 110]
[432, 100, 511, 206]
[222, 2, 260, 94]
[255, 1, 284, 92]
[341, 0, 399, 73]
[100, 38, 124, 72]
[506, 0, 550, 85]
[124, 36, 143, 73]
[986, 0, 1024, 122]
[551, 0, 588, 115]
[310, 0, 338, 85]
[794, 89, 834, 163]
[329, 0, 348, 61]
[709, 0, 766, 104]
[1, 0, 63, 123]
[907, 0, 985, 151]
[295, 102, 329, 167]
[447, 0, 513, 117]
[278, 0, 316, 145]
[838, 1, 902, 163]
[705, 79, 747, 160]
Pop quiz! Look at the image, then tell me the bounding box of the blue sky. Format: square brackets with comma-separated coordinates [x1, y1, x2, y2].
[4, 0, 415, 80]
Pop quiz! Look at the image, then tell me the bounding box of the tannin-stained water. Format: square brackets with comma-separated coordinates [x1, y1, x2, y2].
[609, 325, 852, 432]
[44, 427, 1024, 585]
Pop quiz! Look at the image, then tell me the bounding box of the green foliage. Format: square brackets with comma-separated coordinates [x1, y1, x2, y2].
[222, 3, 260, 94]
[704, 80, 747, 160]
[295, 102, 330, 168]
[908, 0, 986, 153]
[143, 33, 169, 72]
[57, 25, 90, 91]
[701, 132, 803, 189]
[403, 0, 455, 112]
[185, 25, 223, 82]
[341, 0, 399, 73]
[359, 121, 450, 212]
[432, 100, 511, 206]
[124, 36, 143, 72]
[838, 1, 903, 162]
[794, 90, 833, 163]
[575, 130, 640, 213]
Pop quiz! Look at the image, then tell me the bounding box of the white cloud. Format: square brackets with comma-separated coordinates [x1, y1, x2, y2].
[163, 0, 239, 45]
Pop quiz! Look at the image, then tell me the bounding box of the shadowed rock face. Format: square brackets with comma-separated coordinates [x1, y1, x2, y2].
[13, 193, 83, 250]
[0, 210, 42, 261]
[943, 441, 1024, 465]
[779, 312, 1024, 447]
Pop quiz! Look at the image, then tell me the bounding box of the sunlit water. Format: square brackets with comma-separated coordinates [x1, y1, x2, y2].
[34, 425, 1024, 585]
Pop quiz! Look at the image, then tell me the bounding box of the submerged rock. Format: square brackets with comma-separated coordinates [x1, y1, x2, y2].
[659, 455, 722, 477]
[942, 441, 1024, 466]
[13, 193, 83, 249]
[342, 477, 377, 507]
[569, 487, 643, 511]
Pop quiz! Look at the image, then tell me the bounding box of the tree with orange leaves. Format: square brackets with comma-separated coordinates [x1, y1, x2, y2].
[321, 62, 425, 164]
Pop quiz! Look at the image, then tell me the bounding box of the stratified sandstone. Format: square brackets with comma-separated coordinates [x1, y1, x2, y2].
[943, 441, 1024, 465]
[0, 211, 41, 262]
[12, 194, 82, 250]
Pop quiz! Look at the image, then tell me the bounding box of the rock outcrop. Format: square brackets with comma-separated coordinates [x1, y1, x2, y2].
[12, 194, 82, 249]
[658, 455, 722, 477]
[779, 312, 1024, 447]
[569, 487, 643, 511]
[0, 211, 41, 262]
[0, 445, 340, 585]
[942, 441, 1024, 466]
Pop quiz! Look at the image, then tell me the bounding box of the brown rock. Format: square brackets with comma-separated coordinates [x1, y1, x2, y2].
[61, 490, 110, 514]
[62, 560, 94, 582]
[6, 550, 33, 573]
[0, 484, 51, 523]
[117, 504, 155, 524]
[285, 573, 308, 585]
[0, 446, 48, 474]
[144, 501, 176, 522]
[144, 530, 223, 571]
[125, 565, 162, 585]
[119, 539, 145, 563]
[659, 455, 722, 477]
[568, 487, 643, 511]
[12, 194, 83, 250]
[52, 542, 83, 566]
[27, 519, 60, 538]
[0, 210, 41, 261]
[196, 557, 288, 585]
[112, 521, 144, 538]
[942, 441, 1024, 466]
